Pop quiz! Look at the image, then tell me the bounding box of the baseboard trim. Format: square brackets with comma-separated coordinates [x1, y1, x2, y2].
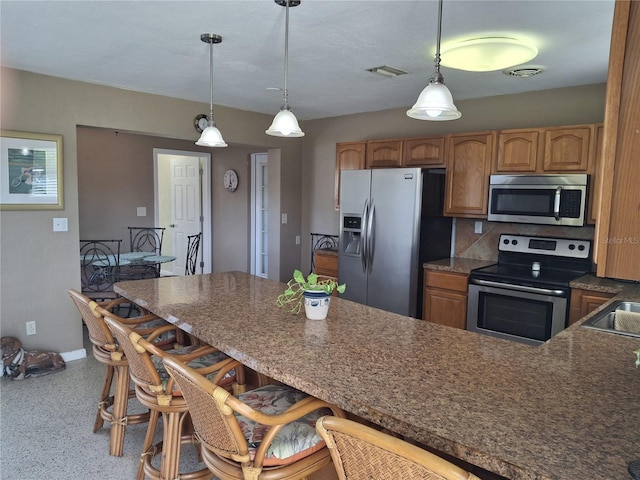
[60, 348, 87, 362]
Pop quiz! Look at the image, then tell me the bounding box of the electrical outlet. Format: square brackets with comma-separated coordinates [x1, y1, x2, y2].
[474, 220, 483, 234]
[26, 321, 36, 336]
[295, 235, 301, 245]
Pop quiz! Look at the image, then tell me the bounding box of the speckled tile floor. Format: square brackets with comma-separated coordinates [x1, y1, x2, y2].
[0, 326, 337, 480]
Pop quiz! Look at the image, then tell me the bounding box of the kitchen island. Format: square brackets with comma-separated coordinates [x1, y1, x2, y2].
[114, 272, 640, 480]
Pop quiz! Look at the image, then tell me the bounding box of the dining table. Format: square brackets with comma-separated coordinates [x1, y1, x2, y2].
[113, 271, 640, 480]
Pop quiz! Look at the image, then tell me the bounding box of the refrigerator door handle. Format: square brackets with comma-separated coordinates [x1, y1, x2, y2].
[367, 201, 375, 273]
[361, 199, 369, 273]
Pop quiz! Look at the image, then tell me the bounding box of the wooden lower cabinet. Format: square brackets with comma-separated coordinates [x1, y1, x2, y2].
[568, 288, 615, 326]
[313, 250, 338, 280]
[423, 269, 469, 330]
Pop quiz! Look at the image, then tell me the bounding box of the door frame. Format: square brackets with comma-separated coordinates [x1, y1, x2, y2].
[153, 148, 212, 274]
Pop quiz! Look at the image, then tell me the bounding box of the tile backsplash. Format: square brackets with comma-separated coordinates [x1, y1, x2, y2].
[454, 218, 596, 262]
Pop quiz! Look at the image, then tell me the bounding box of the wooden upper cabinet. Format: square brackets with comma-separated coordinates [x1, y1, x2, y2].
[495, 129, 541, 173]
[543, 125, 592, 172]
[595, 0, 640, 281]
[444, 132, 495, 217]
[402, 136, 446, 167]
[335, 142, 366, 210]
[366, 140, 403, 168]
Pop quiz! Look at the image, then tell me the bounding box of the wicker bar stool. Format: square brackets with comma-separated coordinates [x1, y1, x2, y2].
[162, 355, 347, 480]
[104, 314, 242, 480]
[316, 416, 481, 480]
[68, 289, 177, 457]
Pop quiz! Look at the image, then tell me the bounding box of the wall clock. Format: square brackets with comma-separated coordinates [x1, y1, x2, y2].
[223, 169, 238, 192]
[194, 114, 209, 133]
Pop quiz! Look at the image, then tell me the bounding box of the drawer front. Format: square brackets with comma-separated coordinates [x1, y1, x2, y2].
[424, 270, 468, 292]
[314, 252, 338, 278]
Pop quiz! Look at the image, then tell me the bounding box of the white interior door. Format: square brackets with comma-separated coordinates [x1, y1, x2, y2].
[170, 156, 202, 274]
[251, 153, 268, 278]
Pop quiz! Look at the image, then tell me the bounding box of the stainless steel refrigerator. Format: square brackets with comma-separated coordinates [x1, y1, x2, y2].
[338, 168, 452, 317]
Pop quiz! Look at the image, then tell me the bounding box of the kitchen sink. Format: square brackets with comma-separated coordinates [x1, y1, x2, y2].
[581, 301, 640, 338]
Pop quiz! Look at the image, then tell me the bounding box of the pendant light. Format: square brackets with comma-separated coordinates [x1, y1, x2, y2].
[407, 0, 461, 121]
[266, 0, 305, 137]
[196, 33, 227, 147]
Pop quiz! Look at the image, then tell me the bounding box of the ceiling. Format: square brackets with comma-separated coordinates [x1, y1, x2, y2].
[0, 0, 615, 121]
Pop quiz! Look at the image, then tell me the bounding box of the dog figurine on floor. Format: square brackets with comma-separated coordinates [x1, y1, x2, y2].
[1, 336, 65, 380]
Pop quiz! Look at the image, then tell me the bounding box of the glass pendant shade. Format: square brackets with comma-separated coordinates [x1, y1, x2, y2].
[196, 124, 227, 147]
[266, 108, 305, 137]
[407, 0, 461, 122]
[406, 80, 461, 120]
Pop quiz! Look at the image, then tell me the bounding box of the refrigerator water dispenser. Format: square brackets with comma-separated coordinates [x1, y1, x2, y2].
[342, 216, 362, 256]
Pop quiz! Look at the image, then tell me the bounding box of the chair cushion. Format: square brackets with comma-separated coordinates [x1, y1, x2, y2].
[235, 384, 331, 466]
[151, 346, 234, 393]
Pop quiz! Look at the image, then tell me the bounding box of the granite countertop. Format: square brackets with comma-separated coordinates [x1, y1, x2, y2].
[115, 273, 640, 480]
[424, 257, 496, 274]
[570, 273, 636, 294]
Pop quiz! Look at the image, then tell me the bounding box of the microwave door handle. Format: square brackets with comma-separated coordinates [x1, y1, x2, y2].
[554, 186, 562, 220]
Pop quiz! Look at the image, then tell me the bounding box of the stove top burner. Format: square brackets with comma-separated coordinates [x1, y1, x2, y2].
[470, 263, 588, 289]
[469, 234, 593, 289]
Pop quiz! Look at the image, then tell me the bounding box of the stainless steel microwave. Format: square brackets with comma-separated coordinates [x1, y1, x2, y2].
[487, 174, 588, 226]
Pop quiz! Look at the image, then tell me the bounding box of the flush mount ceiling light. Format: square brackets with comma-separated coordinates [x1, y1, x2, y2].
[407, 0, 461, 121]
[196, 33, 227, 148]
[266, 0, 304, 138]
[440, 37, 538, 72]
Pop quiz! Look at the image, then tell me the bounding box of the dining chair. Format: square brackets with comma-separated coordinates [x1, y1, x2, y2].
[67, 289, 179, 457]
[185, 232, 202, 275]
[80, 239, 126, 302]
[315, 416, 481, 480]
[125, 227, 166, 279]
[162, 355, 347, 480]
[104, 314, 242, 480]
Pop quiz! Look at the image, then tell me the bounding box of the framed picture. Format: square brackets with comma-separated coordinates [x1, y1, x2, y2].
[0, 130, 63, 210]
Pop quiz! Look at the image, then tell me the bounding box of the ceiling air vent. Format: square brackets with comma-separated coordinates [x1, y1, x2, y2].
[503, 65, 545, 78]
[367, 65, 409, 77]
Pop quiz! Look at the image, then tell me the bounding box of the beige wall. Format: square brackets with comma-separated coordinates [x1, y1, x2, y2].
[0, 67, 302, 355]
[0, 65, 606, 356]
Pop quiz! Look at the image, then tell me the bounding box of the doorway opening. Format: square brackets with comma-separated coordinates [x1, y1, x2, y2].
[154, 149, 212, 275]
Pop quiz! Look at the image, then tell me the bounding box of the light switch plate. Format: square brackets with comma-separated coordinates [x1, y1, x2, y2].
[281, 213, 287, 224]
[53, 217, 68, 232]
[137, 207, 147, 217]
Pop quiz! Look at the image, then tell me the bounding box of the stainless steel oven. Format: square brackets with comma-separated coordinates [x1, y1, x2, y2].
[488, 174, 588, 226]
[467, 235, 592, 346]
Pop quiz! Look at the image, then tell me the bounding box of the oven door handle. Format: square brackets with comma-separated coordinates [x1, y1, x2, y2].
[470, 278, 566, 297]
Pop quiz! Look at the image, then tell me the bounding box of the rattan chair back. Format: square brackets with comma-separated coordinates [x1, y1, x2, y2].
[163, 355, 346, 480]
[316, 416, 481, 480]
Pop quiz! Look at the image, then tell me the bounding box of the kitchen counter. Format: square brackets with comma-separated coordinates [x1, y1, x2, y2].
[424, 257, 495, 275]
[570, 273, 634, 294]
[114, 273, 640, 480]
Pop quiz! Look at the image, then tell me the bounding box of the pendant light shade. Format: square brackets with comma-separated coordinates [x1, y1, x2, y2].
[196, 33, 227, 147]
[407, 0, 461, 121]
[266, 107, 304, 137]
[266, 0, 304, 138]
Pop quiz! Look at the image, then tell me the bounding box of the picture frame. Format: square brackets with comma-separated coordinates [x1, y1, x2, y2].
[0, 130, 63, 210]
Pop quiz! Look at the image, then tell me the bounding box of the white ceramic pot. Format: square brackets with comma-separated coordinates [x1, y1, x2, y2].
[302, 290, 331, 320]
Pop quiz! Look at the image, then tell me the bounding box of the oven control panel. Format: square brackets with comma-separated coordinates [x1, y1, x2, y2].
[498, 234, 591, 259]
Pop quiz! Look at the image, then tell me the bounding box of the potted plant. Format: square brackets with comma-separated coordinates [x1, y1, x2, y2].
[276, 269, 346, 320]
